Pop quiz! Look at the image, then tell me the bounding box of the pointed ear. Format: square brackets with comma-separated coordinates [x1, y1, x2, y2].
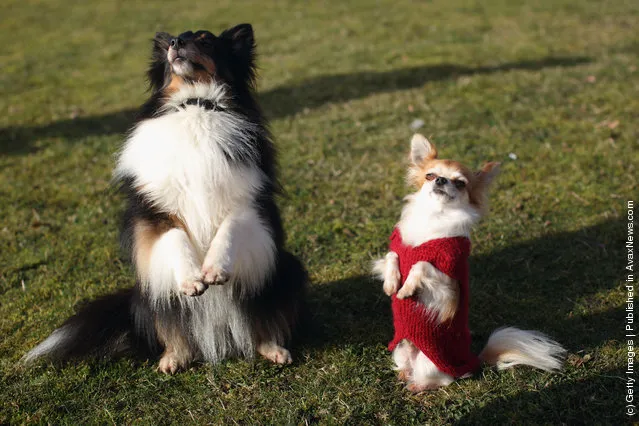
[475, 162, 500, 186]
[222, 24, 254, 59]
[220, 24, 256, 82]
[410, 134, 437, 164]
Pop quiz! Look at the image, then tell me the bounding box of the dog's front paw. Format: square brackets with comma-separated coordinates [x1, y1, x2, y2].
[382, 252, 401, 296]
[201, 264, 230, 286]
[396, 271, 420, 299]
[383, 274, 401, 296]
[179, 278, 208, 296]
[395, 286, 413, 300]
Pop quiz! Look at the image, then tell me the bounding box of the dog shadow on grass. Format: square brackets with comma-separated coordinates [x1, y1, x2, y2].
[1, 55, 590, 156]
[304, 218, 625, 420]
[305, 218, 623, 350]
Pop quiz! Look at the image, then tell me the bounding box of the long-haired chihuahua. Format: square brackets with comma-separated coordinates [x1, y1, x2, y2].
[373, 134, 565, 391]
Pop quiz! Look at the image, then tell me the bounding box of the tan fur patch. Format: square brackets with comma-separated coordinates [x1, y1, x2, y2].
[132, 216, 187, 283]
[468, 162, 500, 212]
[438, 281, 459, 324]
[133, 219, 168, 283]
[164, 75, 186, 95]
[194, 55, 216, 75]
[407, 158, 473, 189]
[479, 347, 521, 366]
[164, 68, 214, 97]
[407, 153, 500, 213]
[155, 317, 195, 373]
[467, 179, 485, 211]
[406, 137, 499, 212]
[398, 370, 410, 382]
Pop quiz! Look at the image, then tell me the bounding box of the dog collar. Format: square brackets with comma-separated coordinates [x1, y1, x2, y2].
[180, 98, 224, 111]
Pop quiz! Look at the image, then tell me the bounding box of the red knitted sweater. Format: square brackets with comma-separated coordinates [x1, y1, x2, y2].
[387, 228, 480, 378]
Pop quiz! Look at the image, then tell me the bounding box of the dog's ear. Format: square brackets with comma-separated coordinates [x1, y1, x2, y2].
[220, 24, 255, 79]
[223, 24, 254, 54]
[475, 162, 500, 187]
[147, 32, 172, 92]
[410, 134, 437, 164]
[469, 162, 500, 213]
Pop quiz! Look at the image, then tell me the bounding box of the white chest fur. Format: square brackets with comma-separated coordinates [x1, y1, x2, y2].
[397, 191, 480, 246]
[115, 102, 264, 253]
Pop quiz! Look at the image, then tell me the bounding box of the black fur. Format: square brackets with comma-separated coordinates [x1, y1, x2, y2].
[25, 24, 307, 367]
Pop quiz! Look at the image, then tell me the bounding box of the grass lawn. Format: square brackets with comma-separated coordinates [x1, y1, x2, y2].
[1, 0, 637, 423]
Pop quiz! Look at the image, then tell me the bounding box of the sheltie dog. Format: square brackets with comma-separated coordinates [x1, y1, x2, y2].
[373, 134, 565, 391]
[24, 24, 307, 373]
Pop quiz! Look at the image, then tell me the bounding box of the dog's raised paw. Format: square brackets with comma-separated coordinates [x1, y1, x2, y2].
[382, 252, 401, 296]
[383, 273, 401, 296]
[201, 265, 230, 286]
[396, 268, 421, 299]
[396, 281, 417, 299]
[179, 279, 208, 296]
[395, 287, 412, 299]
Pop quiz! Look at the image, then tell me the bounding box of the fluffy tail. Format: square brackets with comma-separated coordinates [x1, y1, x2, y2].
[22, 288, 144, 364]
[478, 327, 566, 372]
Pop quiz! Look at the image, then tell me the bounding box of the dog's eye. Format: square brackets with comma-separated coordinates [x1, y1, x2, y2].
[425, 173, 437, 181]
[453, 180, 466, 189]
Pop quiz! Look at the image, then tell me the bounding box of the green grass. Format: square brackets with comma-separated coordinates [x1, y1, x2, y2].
[1, 0, 637, 423]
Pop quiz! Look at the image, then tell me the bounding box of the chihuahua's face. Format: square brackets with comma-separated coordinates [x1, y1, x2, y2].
[407, 134, 500, 213]
[148, 24, 256, 93]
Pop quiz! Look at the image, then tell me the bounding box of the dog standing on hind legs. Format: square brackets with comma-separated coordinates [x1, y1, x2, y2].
[373, 134, 566, 391]
[24, 24, 307, 373]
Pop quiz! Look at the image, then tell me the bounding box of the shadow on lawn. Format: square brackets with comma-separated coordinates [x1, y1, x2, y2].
[457, 368, 623, 424]
[305, 218, 623, 351]
[262, 56, 591, 119]
[304, 218, 624, 420]
[0, 55, 590, 156]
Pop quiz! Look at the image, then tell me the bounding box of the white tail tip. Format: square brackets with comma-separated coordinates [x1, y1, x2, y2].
[22, 326, 73, 364]
[479, 327, 566, 372]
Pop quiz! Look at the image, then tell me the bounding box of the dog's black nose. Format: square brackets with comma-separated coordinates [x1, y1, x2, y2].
[435, 176, 448, 186]
[170, 38, 184, 49]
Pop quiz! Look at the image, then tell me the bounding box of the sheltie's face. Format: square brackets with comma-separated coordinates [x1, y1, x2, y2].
[407, 134, 500, 213]
[166, 30, 217, 78]
[148, 24, 256, 93]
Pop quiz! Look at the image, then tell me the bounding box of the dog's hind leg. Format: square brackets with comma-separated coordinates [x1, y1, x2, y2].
[392, 339, 419, 382]
[251, 250, 306, 366]
[134, 219, 203, 373]
[256, 341, 292, 365]
[408, 349, 455, 392]
[155, 316, 197, 374]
